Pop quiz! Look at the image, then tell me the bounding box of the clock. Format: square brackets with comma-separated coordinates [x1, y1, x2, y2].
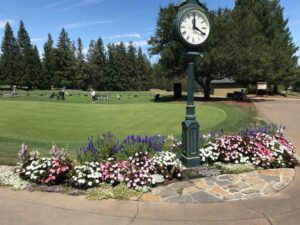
[173, 5, 210, 49]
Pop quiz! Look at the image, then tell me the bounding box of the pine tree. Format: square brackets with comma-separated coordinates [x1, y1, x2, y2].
[136, 47, 152, 90]
[105, 44, 119, 90]
[31, 45, 44, 88]
[231, 0, 298, 90]
[17, 20, 36, 89]
[267, 0, 298, 92]
[53, 28, 76, 88]
[114, 42, 128, 91]
[86, 37, 106, 89]
[0, 22, 22, 87]
[126, 42, 137, 90]
[75, 38, 88, 90]
[43, 34, 55, 89]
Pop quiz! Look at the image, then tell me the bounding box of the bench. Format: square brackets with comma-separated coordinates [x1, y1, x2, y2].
[98, 95, 110, 101]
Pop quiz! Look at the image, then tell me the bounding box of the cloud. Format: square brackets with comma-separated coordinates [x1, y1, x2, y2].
[44, 0, 104, 11]
[288, 19, 300, 26]
[114, 40, 149, 48]
[131, 40, 149, 47]
[31, 37, 47, 42]
[0, 19, 15, 29]
[61, 0, 104, 11]
[44, 0, 72, 10]
[61, 19, 113, 29]
[107, 33, 141, 40]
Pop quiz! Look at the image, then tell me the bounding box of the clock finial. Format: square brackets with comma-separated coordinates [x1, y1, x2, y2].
[177, 0, 207, 10]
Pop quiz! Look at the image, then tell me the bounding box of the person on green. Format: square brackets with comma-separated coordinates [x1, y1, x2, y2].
[91, 89, 96, 104]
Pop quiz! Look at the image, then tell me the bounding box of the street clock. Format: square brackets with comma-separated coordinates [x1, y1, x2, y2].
[173, 0, 210, 49]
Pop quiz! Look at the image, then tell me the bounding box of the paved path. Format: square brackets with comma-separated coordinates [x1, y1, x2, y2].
[0, 100, 300, 225]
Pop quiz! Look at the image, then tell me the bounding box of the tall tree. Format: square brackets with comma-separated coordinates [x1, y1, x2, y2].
[86, 37, 106, 89]
[53, 28, 75, 88]
[149, 4, 233, 99]
[31, 45, 44, 88]
[0, 22, 22, 87]
[75, 38, 88, 90]
[43, 34, 55, 89]
[126, 42, 137, 90]
[231, 0, 298, 91]
[17, 20, 36, 89]
[136, 47, 152, 90]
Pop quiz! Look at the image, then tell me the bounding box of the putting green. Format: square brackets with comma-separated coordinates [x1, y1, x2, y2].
[0, 100, 226, 144]
[0, 98, 258, 164]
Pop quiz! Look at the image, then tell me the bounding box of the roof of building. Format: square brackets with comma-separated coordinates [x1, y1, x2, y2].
[210, 78, 236, 84]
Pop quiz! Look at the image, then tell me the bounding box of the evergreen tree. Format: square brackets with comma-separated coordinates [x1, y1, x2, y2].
[86, 37, 106, 89]
[136, 47, 152, 90]
[75, 38, 88, 90]
[114, 42, 128, 90]
[267, 0, 298, 92]
[126, 42, 137, 90]
[231, 0, 298, 90]
[43, 34, 55, 89]
[0, 22, 22, 87]
[17, 20, 36, 89]
[53, 28, 76, 88]
[31, 45, 44, 88]
[105, 44, 118, 90]
[149, 3, 186, 82]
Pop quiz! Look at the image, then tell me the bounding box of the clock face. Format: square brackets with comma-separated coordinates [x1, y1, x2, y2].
[179, 9, 210, 46]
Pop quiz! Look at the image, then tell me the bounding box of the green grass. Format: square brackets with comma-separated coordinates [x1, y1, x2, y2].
[0, 92, 259, 165]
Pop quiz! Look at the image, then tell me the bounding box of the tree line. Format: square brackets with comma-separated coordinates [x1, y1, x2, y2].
[0, 21, 153, 91]
[149, 0, 300, 99]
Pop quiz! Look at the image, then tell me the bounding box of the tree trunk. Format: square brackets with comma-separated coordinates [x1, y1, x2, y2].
[196, 76, 211, 101]
[273, 83, 278, 94]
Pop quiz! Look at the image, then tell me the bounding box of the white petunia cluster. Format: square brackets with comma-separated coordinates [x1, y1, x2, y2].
[72, 162, 102, 189]
[152, 151, 182, 179]
[0, 168, 30, 190]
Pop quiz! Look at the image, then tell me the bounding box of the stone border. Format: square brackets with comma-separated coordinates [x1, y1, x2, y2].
[0, 166, 295, 204]
[139, 168, 295, 203]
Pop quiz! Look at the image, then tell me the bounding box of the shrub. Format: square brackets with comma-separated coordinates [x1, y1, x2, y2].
[17, 157, 71, 185]
[86, 183, 142, 200]
[152, 151, 183, 179]
[125, 152, 155, 190]
[214, 162, 256, 174]
[0, 169, 30, 190]
[77, 138, 99, 163]
[16, 145, 72, 185]
[199, 133, 298, 169]
[99, 158, 129, 185]
[71, 162, 102, 189]
[78, 133, 120, 162]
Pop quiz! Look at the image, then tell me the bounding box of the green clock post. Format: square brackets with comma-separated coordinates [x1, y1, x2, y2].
[173, 0, 210, 168]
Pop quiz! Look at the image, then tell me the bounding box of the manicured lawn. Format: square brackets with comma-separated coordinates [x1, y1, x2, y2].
[0, 93, 260, 165]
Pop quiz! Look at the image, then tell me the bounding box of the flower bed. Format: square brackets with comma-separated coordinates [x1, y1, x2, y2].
[2, 125, 297, 199]
[199, 126, 298, 168]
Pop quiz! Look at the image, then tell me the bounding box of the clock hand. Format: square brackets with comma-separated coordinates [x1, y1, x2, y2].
[192, 13, 196, 28]
[194, 26, 206, 36]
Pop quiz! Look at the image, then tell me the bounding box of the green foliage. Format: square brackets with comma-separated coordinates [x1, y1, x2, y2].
[0, 167, 30, 190]
[149, 1, 299, 97]
[86, 183, 142, 200]
[214, 162, 256, 174]
[0, 22, 22, 86]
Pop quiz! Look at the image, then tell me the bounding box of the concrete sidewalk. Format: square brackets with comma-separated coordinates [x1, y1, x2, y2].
[0, 100, 299, 225]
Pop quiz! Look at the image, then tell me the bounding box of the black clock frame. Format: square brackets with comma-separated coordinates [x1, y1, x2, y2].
[173, 3, 210, 50]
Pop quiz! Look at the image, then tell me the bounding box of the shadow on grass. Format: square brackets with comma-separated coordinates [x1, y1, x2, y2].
[151, 95, 275, 104]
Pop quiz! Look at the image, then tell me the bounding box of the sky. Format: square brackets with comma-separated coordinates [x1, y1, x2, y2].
[0, 0, 300, 63]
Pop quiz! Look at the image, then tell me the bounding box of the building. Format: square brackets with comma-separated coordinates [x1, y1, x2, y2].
[210, 78, 246, 98]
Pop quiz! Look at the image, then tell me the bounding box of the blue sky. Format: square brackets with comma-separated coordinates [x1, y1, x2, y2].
[0, 0, 299, 62]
